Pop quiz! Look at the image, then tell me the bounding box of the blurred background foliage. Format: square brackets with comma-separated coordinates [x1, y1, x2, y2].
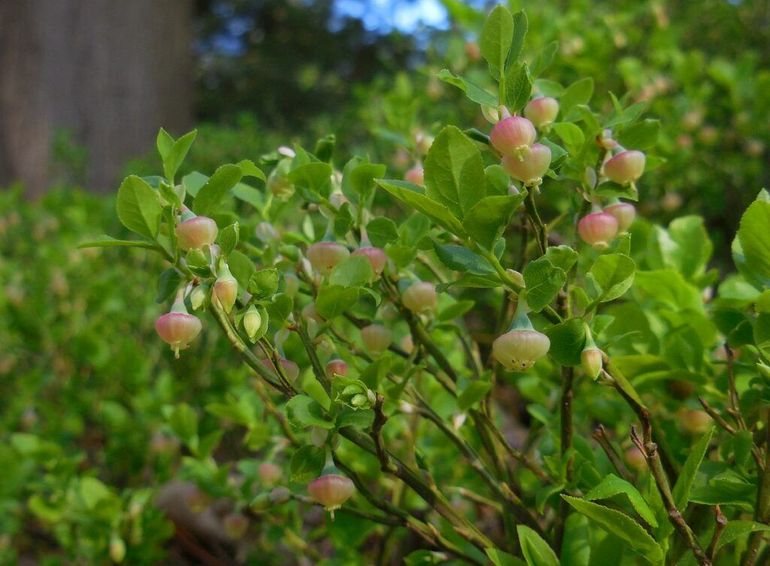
[1, 0, 769, 562]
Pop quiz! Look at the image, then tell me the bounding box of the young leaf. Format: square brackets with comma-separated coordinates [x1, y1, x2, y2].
[78, 235, 161, 251]
[508, 11, 528, 66]
[505, 63, 533, 113]
[192, 164, 243, 216]
[437, 69, 498, 107]
[585, 474, 658, 528]
[530, 41, 559, 78]
[285, 395, 334, 430]
[672, 427, 714, 510]
[516, 525, 558, 566]
[588, 254, 636, 303]
[524, 258, 567, 312]
[162, 129, 197, 182]
[116, 175, 162, 240]
[480, 5, 514, 78]
[156, 128, 175, 160]
[375, 179, 466, 236]
[560, 78, 594, 118]
[424, 126, 486, 218]
[562, 496, 664, 564]
[228, 249, 256, 289]
[553, 122, 585, 154]
[330, 255, 374, 287]
[617, 119, 660, 150]
[463, 194, 525, 249]
[737, 198, 770, 288]
[486, 548, 527, 566]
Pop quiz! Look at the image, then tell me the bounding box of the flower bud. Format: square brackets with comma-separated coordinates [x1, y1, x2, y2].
[267, 159, 294, 200]
[581, 347, 603, 380]
[603, 202, 636, 233]
[243, 305, 263, 342]
[109, 535, 126, 563]
[490, 116, 537, 156]
[400, 334, 414, 354]
[155, 295, 202, 358]
[352, 246, 388, 277]
[603, 150, 645, 185]
[492, 329, 551, 371]
[213, 264, 238, 313]
[524, 97, 559, 128]
[678, 409, 712, 435]
[261, 357, 300, 383]
[625, 446, 647, 471]
[402, 281, 437, 315]
[189, 285, 207, 311]
[325, 358, 348, 378]
[176, 214, 218, 251]
[308, 473, 355, 516]
[361, 324, 392, 354]
[404, 165, 424, 186]
[307, 242, 350, 275]
[578, 212, 619, 249]
[501, 143, 552, 186]
[259, 461, 282, 485]
[270, 486, 292, 504]
[224, 513, 249, 539]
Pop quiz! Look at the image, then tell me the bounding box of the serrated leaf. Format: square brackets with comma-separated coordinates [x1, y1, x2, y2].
[376, 179, 466, 236]
[316, 285, 360, 319]
[285, 395, 334, 430]
[437, 69, 498, 107]
[330, 255, 374, 287]
[480, 4, 513, 78]
[585, 474, 658, 527]
[366, 217, 399, 247]
[116, 175, 162, 240]
[545, 318, 585, 366]
[424, 126, 486, 218]
[290, 445, 326, 483]
[505, 63, 533, 113]
[544, 245, 578, 272]
[517, 525, 559, 566]
[524, 258, 566, 312]
[562, 496, 664, 564]
[434, 243, 495, 276]
[228, 250, 256, 289]
[163, 129, 197, 182]
[737, 198, 770, 288]
[589, 254, 635, 303]
[192, 164, 243, 216]
[463, 194, 524, 249]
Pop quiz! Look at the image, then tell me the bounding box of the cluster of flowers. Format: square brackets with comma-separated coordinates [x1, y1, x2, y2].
[488, 99, 646, 377]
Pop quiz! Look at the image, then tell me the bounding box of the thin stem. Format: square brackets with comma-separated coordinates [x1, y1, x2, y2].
[725, 342, 748, 431]
[743, 407, 770, 566]
[524, 190, 547, 255]
[592, 425, 634, 482]
[555, 366, 575, 553]
[706, 506, 727, 562]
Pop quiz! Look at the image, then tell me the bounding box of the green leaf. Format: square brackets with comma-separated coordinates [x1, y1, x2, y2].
[438, 300, 475, 321]
[458, 380, 492, 411]
[249, 268, 279, 299]
[285, 395, 334, 430]
[508, 11, 528, 65]
[562, 496, 664, 564]
[737, 198, 770, 288]
[524, 258, 566, 312]
[78, 235, 160, 251]
[156, 128, 174, 160]
[560, 78, 594, 117]
[716, 521, 770, 551]
[544, 245, 578, 272]
[116, 175, 162, 239]
[647, 216, 712, 280]
[290, 445, 326, 483]
[530, 41, 559, 78]
[545, 318, 585, 366]
[617, 119, 660, 150]
[316, 285, 360, 319]
[302, 376, 332, 411]
[330, 255, 374, 287]
[376, 179, 466, 236]
[588, 254, 635, 303]
[463, 194, 525, 249]
[156, 268, 182, 304]
[218, 222, 239, 255]
[585, 474, 658, 528]
[162, 129, 197, 182]
[486, 548, 527, 566]
[344, 161, 387, 202]
[534, 78, 564, 97]
[672, 427, 714, 510]
[505, 63, 533, 113]
[516, 525, 558, 566]
[168, 404, 198, 444]
[755, 313, 770, 360]
[237, 159, 266, 182]
[424, 126, 486, 218]
[192, 164, 243, 216]
[553, 122, 585, 154]
[480, 4, 513, 77]
[228, 250, 256, 290]
[437, 69, 498, 107]
[181, 171, 208, 196]
[288, 162, 333, 199]
[434, 243, 495, 276]
[366, 217, 399, 247]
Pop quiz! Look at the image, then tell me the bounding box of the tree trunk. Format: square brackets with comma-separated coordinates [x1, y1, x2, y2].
[0, 0, 194, 197]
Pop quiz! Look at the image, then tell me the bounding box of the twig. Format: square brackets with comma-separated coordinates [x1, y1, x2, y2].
[742, 407, 770, 566]
[372, 394, 395, 473]
[555, 366, 575, 552]
[706, 506, 727, 561]
[524, 190, 547, 255]
[592, 425, 634, 482]
[698, 396, 737, 435]
[725, 342, 748, 431]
